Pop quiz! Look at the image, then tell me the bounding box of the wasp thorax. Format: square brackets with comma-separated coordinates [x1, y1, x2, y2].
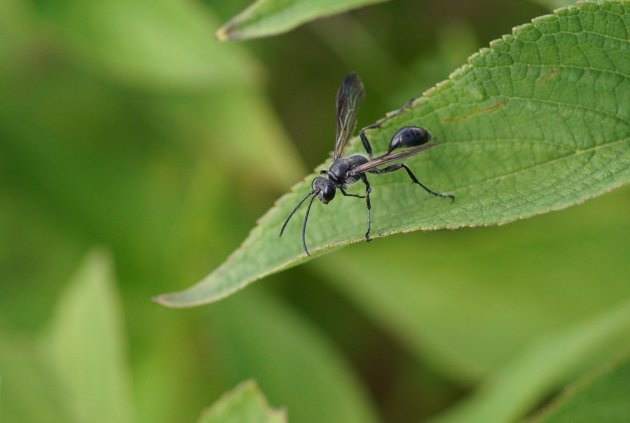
[388, 126, 431, 152]
[312, 177, 336, 203]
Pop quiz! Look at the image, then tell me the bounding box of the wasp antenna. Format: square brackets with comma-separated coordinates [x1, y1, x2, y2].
[280, 191, 316, 237]
[302, 194, 318, 256]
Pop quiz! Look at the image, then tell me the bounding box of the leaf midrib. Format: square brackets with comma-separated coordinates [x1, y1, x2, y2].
[449, 136, 629, 194]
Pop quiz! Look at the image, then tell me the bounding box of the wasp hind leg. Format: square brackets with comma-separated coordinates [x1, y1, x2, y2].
[369, 163, 454, 201]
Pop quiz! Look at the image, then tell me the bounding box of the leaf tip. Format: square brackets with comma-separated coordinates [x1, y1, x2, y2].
[215, 26, 230, 42]
[152, 293, 185, 308]
[153, 282, 238, 308]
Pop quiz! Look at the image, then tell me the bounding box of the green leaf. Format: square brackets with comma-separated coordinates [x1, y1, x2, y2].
[44, 250, 135, 423]
[430, 298, 630, 423]
[198, 380, 286, 423]
[30, 0, 256, 89]
[0, 16, 302, 292]
[534, 356, 630, 423]
[216, 0, 387, 41]
[208, 288, 379, 423]
[0, 328, 73, 423]
[157, 1, 630, 307]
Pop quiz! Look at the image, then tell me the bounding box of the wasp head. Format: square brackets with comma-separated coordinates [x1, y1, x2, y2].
[312, 176, 336, 204]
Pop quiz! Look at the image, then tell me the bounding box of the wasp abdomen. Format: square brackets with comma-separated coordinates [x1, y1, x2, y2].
[388, 126, 431, 152]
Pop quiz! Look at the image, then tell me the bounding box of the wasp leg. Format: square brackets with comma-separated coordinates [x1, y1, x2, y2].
[360, 174, 373, 241]
[369, 163, 454, 201]
[359, 129, 374, 159]
[340, 187, 365, 198]
[359, 98, 416, 159]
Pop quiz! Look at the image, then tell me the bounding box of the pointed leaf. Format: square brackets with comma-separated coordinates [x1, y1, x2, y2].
[198, 380, 286, 423]
[0, 328, 74, 423]
[45, 250, 135, 423]
[157, 2, 630, 307]
[216, 0, 387, 41]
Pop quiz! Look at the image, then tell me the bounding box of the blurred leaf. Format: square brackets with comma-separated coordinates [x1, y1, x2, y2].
[533, 0, 576, 10]
[317, 185, 630, 382]
[198, 380, 286, 423]
[44, 250, 135, 423]
[0, 0, 33, 56]
[216, 0, 387, 41]
[400, 22, 480, 102]
[0, 38, 301, 289]
[160, 87, 304, 188]
[132, 317, 210, 423]
[314, 17, 479, 106]
[534, 356, 630, 423]
[0, 328, 73, 423]
[208, 288, 378, 423]
[28, 0, 256, 89]
[431, 298, 630, 423]
[0, 181, 87, 330]
[157, 2, 630, 307]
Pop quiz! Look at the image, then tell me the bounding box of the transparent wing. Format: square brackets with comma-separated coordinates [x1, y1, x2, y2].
[349, 143, 436, 175]
[333, 73, 365, 159]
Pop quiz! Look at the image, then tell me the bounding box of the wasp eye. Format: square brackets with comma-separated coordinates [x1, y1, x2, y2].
[322, 184, 336, 202]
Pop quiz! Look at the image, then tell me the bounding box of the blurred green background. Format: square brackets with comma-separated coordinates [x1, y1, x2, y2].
[2, 0, 630, 422]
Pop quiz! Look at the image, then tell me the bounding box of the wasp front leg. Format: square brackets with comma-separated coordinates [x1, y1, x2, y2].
[340, 187, 365, 199]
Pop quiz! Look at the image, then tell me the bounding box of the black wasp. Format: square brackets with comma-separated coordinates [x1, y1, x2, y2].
[280, 73, 453, 255]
